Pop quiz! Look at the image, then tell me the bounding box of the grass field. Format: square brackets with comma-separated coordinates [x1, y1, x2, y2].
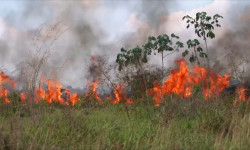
[1, 94, 250, 150]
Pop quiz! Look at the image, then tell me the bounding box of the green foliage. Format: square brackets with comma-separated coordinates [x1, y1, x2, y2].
[182, 12, 223, 39]
[116, 33, 184, 71]
[143, 34, 184, 55]
[1, 96, 250, 149]
[182, 12, 223, 64]
[116, 46, 148, 71]
[182, 39, 207, 64]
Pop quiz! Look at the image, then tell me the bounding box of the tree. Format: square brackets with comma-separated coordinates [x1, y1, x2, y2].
[182, 12, 223, 65]
[182, 12, 223, 100]
[116, 34, 184, 103]
[143, 34, 184, 102]
[116, 46, 151, 101]
[182, 39, 207, 65]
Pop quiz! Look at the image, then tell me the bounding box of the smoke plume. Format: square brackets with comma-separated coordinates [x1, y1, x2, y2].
[0, 0, 249, 89]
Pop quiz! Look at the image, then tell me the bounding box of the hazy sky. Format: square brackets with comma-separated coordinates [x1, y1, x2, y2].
[0, 0, 249, 89]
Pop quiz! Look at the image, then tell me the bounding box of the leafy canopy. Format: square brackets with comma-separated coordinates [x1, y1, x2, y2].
[182, 12, 223, 63]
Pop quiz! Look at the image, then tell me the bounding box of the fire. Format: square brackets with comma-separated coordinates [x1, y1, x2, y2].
[85, 81, 133, 104]
[234, 87, 247, 105]
[148, 81, 163, 106]
[33, 74, 79, 105]
[111, 84, 133, 104]
[192, 66, 231, 99]
[0, 89, 10, 104]
[34, 75, 46, 103]
[148, 59, 231, 105]
[20, 93, 26, 102]
[85, 81, 102, 102]
[0, 59, 246, 107]
[0, 72, 80, 106]
[70, 93, 80, 106]
[45, 80, 65, 104]
[0, 72, 16, 104]
[163, 59, 191, 97]
[64, 89, 80, 106]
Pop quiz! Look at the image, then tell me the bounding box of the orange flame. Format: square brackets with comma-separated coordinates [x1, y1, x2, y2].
[70, 93, 80, 106]
[147, 81, 163, 106]
[33, 74, 80, 105]
[34, 75, 46, 103]
[20, 93, 26, 102]
[148, 59, 231, 105]
[85, 81, 102, 102]
[0, 71, 17, 103]
[111, 84, 133, 104]
[0, 59, 235, 107]
[45, 80, 65, 104]
[234, 87, 247, 105]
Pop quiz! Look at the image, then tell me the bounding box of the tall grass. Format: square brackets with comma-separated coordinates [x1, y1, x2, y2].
[0, 94, 250, 149]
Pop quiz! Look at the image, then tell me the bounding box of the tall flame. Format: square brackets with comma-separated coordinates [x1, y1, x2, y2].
[0, 58, 246, 107]
[85, 81, 102, 102]
[32, 74, 80, 105]
[234, 87, 247, 105]
[148, 59, 231, 106]
[20, 93, 26, 102]
[0, 72, 16, 103]
[147, 82, 163, 106]
[111, 84, 133, 104]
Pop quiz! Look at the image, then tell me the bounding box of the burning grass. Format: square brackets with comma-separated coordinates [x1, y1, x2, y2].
[0, 59, 249, 149]
[0, 59, 248, 106]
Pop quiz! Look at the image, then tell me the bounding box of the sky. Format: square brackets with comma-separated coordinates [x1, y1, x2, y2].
[0, 0, 249, 89]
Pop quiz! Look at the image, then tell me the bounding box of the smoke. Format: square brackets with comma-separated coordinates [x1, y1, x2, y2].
[210, 6, 250, 80]
[139, 0, 175, 29]
[120, 1, 176, 48]
[0, 0, 249, 89]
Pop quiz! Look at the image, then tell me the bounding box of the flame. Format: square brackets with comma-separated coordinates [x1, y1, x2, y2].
[0, 72, 16, 103]
[45, 80, 65, 104]
[147, 81, 163, 106]
[192, 67, 231, 99]
[148, 59, 231, 105]
[33, 74, 80, 105]
[234, 87, 247, 105]
[163, 60, 191, 97]
[85, 81, 102, 102]
[0, 59, 241, 107]
[70, 93, 80, 106]
[34, 75, 46, 103]
[111, 84, 133, 104]
[0, 89, 10, 104]
[20, 93, 26, 102]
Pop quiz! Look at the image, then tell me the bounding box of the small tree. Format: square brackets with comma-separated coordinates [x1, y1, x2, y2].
[116, 46, 151, 99]
[182, 39, 207, 65]
[182, 12, 223, 100]
[182, 12, 223, 66]
[143, 34, 184, 102]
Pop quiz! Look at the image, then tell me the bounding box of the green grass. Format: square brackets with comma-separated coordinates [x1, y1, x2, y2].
[0, 96, 250, 149]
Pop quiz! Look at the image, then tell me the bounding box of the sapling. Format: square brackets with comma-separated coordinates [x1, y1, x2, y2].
[143, 34, 184, 103]
[182, 12, 223, 100]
